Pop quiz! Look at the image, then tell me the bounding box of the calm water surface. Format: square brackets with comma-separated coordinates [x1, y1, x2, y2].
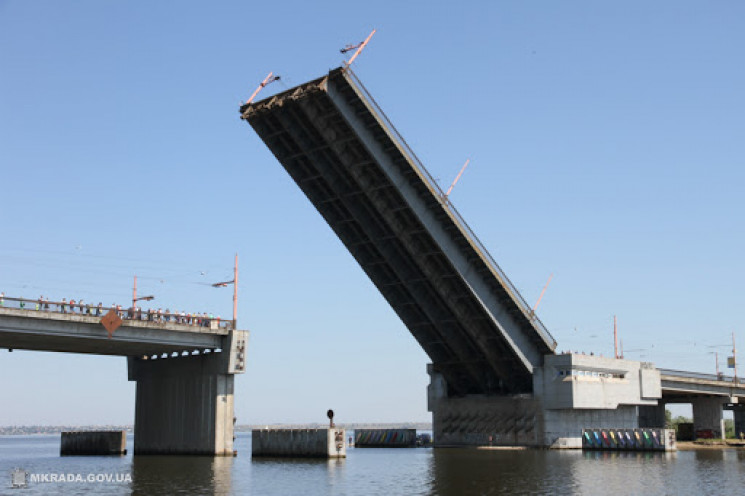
[1, 433, 744, 495]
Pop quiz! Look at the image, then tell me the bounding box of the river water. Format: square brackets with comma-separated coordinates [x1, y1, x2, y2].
[1, 433, 743, 495]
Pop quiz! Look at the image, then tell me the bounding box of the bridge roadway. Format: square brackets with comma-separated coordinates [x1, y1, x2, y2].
[659, 368, 745, 400]
[241, 67, 556, 396]
[0, 306, 227, 356]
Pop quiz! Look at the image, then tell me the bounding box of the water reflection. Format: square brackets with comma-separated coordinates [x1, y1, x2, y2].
[429, 448, 685, 496]
[3, 435, 745, 495]
[693, 449, 724, 463]
[130, 455, 233, 495]
[430, 449, 565, 495]
[249, 456, 347, 494]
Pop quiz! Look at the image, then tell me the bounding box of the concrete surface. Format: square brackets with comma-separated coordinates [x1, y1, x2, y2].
[354, 429, 416, 447]
[128, 330, 247, 456]
[252, 429, 346, 458]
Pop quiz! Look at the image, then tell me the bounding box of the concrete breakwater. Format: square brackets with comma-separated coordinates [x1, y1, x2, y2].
[60, 431, 127, 455]
[252, 428, 346, 458]
[582, 428, 676, 451]
[354, 429, 417, 447]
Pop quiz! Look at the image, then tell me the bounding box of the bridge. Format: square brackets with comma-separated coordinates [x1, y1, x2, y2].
[0, 67, 734, 453]
[641, 369, 745, 439]
[0, 299, 248, 455]
[240, 67, 740, 447]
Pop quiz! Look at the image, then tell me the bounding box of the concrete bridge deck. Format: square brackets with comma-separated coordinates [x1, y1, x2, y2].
[0, 306, 228, 356]
[659, 368, 745, 400]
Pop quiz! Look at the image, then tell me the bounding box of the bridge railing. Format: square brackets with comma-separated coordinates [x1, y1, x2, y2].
[342, 68, 557, 350]
[0, 295, 234, 330]
[658, 368, 738, 384]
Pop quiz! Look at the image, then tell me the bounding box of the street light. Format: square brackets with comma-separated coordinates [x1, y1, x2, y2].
[708, 341, 736, 383]
[707, 351, 723, 379]
[212, 253, 238, 328]
[132, 275, 155, 310]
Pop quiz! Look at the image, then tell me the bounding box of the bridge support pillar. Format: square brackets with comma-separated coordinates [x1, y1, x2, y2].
[128, 331, 247, 456]
[733, 406, 745, 440]
[638, 402, 667, 428]
[692, 397, 726, 439]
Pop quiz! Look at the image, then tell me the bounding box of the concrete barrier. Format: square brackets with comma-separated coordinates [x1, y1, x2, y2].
[581, 428, 676, 451]
[60, 431, 127, 455]
[252, 429, 346, 458]
[354, 429, 417, 447]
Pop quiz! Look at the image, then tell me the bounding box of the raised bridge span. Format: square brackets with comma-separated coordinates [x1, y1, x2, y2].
[241, 67, 556, 397]
[240, 67, 745, 447]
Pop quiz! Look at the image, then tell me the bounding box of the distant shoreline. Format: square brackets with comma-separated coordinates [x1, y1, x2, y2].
[0, 422, 432, 436]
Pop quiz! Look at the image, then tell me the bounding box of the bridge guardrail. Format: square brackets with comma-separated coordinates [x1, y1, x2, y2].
[0, 295, 234, 330]
[658, 368, 737, 384]
[343, 68, 557, 350]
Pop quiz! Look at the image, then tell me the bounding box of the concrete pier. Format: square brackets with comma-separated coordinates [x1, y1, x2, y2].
[734, 406, 745, 439]
[61, 431, 127, 455]
[128, 330, 247, 455]
[692, 397, 726, 439]
[252, 429, 346, 458]
[428, 355, 664, 448]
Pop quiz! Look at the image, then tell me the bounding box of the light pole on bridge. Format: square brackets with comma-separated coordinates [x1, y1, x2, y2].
[732, 332, 738, 385]
[708, 340, 738, 383]
[132, 275, 155, 311]
[212, 253, 238, 329]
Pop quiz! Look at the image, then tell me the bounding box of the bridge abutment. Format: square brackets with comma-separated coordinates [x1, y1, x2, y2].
[128, 331, 247, 455]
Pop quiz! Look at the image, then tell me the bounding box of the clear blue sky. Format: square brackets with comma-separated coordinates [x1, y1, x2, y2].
[1, 1, 743, 425]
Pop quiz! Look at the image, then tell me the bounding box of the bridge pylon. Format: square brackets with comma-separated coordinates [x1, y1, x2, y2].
[128, 330, 247, 455]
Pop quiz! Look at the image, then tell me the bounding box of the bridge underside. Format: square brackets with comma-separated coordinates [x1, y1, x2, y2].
[242, 68, 556, 395]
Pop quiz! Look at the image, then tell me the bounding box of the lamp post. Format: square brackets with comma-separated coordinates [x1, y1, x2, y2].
[732, 331, 738, 385]
[212, 254, 238, 328]
[708, 342, 735, 382]
[132, 275, 155, 314]
[707, 351, 722, 379]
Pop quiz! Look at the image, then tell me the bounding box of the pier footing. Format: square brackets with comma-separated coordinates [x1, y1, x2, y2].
[61, 431, 127, 455]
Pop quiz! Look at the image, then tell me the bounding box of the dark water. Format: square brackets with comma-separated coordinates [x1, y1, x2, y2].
[1, 434, 744, 495]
